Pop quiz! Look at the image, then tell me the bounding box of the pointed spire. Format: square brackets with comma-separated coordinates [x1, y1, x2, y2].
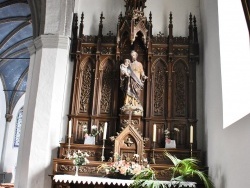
[169, 11, 173, 25]
[193, 15, 199, 55]
[119, 12, 123, 23]
[149, 11, 152, 24]
[79, 12, 84, 37]
[168, 12, 173, 38]
[98, 12, 105, 37]
[100, 12, 105, 25]
[189, 13, 193, 43]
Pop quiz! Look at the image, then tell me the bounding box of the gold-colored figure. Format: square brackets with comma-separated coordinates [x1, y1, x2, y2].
[120, 50, 147, 116]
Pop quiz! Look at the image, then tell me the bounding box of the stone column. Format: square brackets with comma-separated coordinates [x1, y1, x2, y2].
[15, 35, 72, 188]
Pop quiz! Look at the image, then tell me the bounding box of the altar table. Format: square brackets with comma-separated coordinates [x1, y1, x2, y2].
[53, 175, 196, 188]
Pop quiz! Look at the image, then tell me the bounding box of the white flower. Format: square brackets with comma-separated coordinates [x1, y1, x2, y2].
[174, 128, 180, 132]
[133, 154, 139, 158]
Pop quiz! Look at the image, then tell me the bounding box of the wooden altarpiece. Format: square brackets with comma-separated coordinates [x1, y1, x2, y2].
[53, 0, 202, 186]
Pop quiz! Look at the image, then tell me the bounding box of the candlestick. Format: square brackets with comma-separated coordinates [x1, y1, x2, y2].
[190, 143, 193, 158]
[151, 141, 156, 164]
[101, 139, 106, 162]
[190, 125, 193, 144]
[66, 137, 71, 158]
[68, 120, 72, 138]
[153, 124, 156, 142]
[103, 122, 107, 139]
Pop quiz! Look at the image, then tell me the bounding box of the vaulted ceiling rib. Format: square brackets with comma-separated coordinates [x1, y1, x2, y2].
[0, 0, 32, 120]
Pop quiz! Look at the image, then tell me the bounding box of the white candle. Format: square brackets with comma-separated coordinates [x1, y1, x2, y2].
[190, 125, 193, 143]
[153, 124, 156, 142]
[103, 122, 107, 139]
[68, 120, 72, 138]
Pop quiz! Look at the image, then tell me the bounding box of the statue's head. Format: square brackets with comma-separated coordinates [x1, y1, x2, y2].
[131, 50, 138, 61]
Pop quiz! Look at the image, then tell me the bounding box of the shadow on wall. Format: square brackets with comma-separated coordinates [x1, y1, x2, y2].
[212, 166, 225, 188]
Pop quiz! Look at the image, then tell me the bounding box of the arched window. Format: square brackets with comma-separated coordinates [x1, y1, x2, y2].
[14, 107, 24, 147]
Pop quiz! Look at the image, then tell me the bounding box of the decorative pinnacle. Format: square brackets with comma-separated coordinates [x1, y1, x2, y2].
[81, 12, 84, 23]
[119, 12, 123, 22]
[189, 13, 193, 25]
[100, 12, 105, 24]
[149, 11, 152, 24]
[193, 16, 197, 27]
[169, 12, 173, 24]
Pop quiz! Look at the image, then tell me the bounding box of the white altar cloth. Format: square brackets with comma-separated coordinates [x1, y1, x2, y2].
[53, 175, 196, 187]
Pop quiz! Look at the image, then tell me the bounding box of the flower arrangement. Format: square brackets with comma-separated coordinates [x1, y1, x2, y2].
[164, 128, 180, 140]
[98, 153, 149, 179]
[70, 150, 90, 166]
[83, 124, 103, 137]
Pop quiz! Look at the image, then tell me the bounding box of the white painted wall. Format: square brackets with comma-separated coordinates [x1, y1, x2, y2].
[200, 0, 250, 187]
[74, 0, 200, 36]
[0, 80, 6, 169]
[1, 95, 25, 183]
[218, 0, 250, 128]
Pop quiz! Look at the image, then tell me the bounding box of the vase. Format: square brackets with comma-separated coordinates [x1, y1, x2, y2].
[75, 166, 79, 176]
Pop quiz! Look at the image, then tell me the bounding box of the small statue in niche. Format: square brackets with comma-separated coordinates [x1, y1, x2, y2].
[120, 50, 147, 116]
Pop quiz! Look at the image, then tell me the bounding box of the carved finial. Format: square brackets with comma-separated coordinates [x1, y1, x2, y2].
[193, 15, 197, 27]
[189, 13, 193, 25]
[100, 12, 105, 24]
[119, 12, 123, 22]
[149, 11, 152, 24]
[81, 12, 84, 24]
[79, 12, 84, 37]
[169, 12, 173, 24]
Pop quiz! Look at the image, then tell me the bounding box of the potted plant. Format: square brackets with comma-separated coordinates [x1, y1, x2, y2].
[130, 152, 214, 188]
[164, 151, 214, 188]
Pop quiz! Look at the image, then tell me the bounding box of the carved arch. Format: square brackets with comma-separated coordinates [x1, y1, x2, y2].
[151, 57, 167, 72]
[80, 56, 95, 71]
[99, 57, 115, 70]
[172, 58, 189, 72]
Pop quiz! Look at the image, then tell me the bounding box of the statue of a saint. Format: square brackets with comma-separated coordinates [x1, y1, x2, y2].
[120, 50, 147, 115]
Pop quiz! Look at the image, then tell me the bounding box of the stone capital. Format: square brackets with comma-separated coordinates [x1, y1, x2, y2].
[34, 34, 70, 51]
[5, 113, 13, 122]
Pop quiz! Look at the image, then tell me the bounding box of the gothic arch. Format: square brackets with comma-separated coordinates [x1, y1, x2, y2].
[151, 57, 168, 72]
[80, 56, 95, 71]
[172, 58, 189, 73]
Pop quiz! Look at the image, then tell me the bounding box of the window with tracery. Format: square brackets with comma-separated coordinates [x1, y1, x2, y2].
[14, 107, 23, 147]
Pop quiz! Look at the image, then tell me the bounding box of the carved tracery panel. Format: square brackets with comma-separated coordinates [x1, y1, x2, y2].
[80, 61, 94, 113]
[173, 61, 188, 117]
[152, 60, 167, 116]
[100, 60, 114, 114]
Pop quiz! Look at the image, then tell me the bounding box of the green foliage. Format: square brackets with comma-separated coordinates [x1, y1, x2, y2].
[130, 168, 166, 188]
[130, 152, 214, 188]
[164, 151, 214, 188]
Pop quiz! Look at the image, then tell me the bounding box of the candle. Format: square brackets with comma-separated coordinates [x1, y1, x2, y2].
[103, 122, 107, 139]
[190, 125, 193, 143]
[68, 120, 72, 138]
[153, 124, 156, 142]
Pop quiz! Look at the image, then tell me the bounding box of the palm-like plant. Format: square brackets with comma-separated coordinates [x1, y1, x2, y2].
[164, 151, 214, 188]
[130, 167, 165, 188]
